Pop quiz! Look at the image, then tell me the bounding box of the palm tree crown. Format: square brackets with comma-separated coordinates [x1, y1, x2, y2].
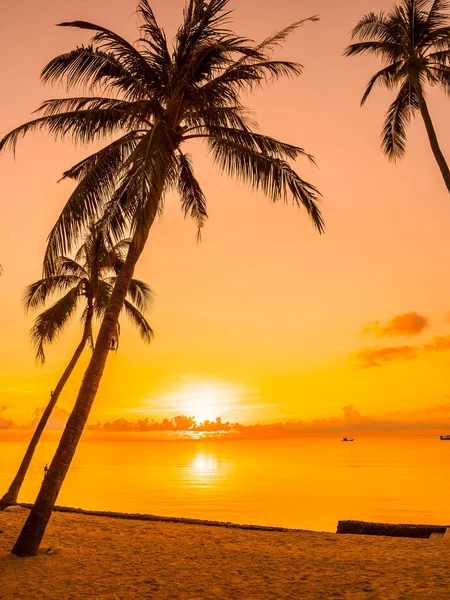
[26, 222, 153, 363]
[344, 0, 450, 181]
[0, 222, 152, 510]
[1, 0, 323, 276]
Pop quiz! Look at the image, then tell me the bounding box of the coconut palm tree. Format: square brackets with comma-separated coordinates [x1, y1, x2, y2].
[344, 0, 450, 192]
[0, 0, 323, 556]
[0, 222, 153, 509]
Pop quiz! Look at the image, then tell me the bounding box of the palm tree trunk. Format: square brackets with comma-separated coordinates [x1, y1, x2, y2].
[0, 306, 94, 509]
[11, 205, 160, 557]
[417, 90, 450, 194]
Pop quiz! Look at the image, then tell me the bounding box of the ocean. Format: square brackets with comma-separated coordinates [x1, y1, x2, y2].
[1, 436, 449, 532]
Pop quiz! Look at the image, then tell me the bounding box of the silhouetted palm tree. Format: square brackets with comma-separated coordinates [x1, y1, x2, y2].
[0, 223, 152, 508]
[344, 0, 450, 192]
[1, 0, 323, 556]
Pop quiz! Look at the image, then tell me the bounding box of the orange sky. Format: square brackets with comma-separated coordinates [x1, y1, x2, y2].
[1, 0, 450, 432]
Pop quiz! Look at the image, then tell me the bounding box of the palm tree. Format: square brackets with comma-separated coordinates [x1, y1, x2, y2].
[344, 0, 450, 192]
[0, 0, 324, 556]
[0, 222, 153, 508]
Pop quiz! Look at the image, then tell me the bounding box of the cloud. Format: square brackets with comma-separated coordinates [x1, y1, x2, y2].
[27, 406, 70, 430]
[86, 403, 450, 438]
[0, 404, 15, 429]
[88, 415, 236, 433]
[353, 345, 418, 368]
[363, 312, 428, 338]
[0, 416, 15, 430]
[342, 404, 372, 424]
[423, 335, 450, 352]
[3, 403, 450, 439]
[352, 320, 450, 368]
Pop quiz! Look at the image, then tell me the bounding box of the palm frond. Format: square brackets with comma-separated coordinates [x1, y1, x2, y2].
[427, 48, 450, 64]
[176, 0, 232, 55]
[91, 280, 113, 318]
[122, 121, 177, 247]
[41, 46, 149, 99]
[38, 97, 135, 116]
[53, 257, 88, 279]
[423, 25, 450, 47]
[126, 278, 153, 313]
[360, 62, 403, 104]
[0, 108, 133, 156]
[209, 139, 324, 232]
[122, 299, 154, 343]
[187, 105, 257, 132]
[344, 41, 402, 60]
[24, 275, 81, 312]
[43, 184, 108, 278]
[30, 286, 82, 364]
[199, 126, 315, 162]
[254, 16, 319, 56]
[137, 0, 170, 60]
[96, 182, 135, 247]
[351, 12, 392, 41]
[201, 59, 304, 100]
[381, 82, 419, 160]
[58, 21, 159, 86]
[43, 137, 137, 277]
[429, 63, 450, 92]
[177, 152, 208, 237]
[60, 132, 141, 183]
[427, 0, 450, 26]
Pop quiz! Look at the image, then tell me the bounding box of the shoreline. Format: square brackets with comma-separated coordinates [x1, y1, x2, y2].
[16, 503, 313, 533]
[12, 504, 449, 539]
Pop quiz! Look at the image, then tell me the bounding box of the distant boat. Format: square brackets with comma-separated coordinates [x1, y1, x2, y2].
[342, 437, 355, 442]
[440, 435, 450, 440]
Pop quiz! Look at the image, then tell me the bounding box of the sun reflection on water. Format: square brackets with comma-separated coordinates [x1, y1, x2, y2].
[190, 453, 218, 477]
[183, 451, 233, 491]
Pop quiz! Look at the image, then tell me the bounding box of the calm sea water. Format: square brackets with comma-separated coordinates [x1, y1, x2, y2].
[1, 436, 449, 532]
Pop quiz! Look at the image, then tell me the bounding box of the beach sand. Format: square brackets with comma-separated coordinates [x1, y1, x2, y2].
[1, 508, 449, 599]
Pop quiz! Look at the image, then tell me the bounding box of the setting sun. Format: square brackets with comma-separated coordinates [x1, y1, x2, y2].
[179, 381, 232, 423]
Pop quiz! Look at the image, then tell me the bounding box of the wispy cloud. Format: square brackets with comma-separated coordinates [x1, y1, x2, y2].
[423, 335, 450, 352]
[353, 345, 418, 368]
[362, 312, 428, 338]
[354, 311, 450, 367]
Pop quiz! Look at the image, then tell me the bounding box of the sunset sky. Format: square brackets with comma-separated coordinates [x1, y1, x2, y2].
[1, 0, 450, 433]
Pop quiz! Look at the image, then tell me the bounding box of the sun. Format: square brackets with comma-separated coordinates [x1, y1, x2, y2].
[184, 385, 222, 423]
[141, 378, 246, 424]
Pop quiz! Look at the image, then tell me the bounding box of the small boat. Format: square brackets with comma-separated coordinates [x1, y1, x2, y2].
[342, 437, 355, 442]
[440, 435, 450, 440]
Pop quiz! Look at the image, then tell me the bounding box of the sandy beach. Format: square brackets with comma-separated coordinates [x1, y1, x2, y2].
[1, 508, 449, 599]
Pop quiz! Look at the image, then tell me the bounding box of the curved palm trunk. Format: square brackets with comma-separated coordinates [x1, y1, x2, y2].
[417, 90, 450, 194]
[0, 306, 94, 509]
[11, 206, 160, 557]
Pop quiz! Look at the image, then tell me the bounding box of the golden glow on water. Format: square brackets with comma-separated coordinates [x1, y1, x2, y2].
[190, 453, 218, 477]
[2, 436, 450, 531]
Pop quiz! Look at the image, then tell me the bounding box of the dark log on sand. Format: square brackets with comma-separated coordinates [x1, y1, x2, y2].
[337, 520, 449, 538]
